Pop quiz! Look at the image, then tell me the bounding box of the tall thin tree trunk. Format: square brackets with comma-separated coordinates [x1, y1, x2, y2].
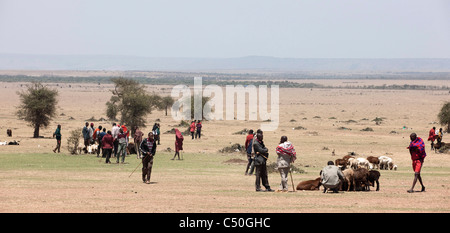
[33, 124, 40, 138]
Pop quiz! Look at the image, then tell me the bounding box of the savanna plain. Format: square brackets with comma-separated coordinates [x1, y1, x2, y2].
[0, 77, 449, 213]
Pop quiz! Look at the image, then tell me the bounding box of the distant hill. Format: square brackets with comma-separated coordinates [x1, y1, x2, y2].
[0, 54, 449, 72]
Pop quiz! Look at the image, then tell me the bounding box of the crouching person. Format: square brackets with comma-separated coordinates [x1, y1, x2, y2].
[320, 161, 344, 193]
[140, 132, 157, 184]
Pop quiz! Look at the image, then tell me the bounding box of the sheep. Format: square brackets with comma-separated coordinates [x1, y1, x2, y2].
[379, 156, 397, 170]
[367, 170, 381, 191]
[347, 157, 359, 170]
[356, 157, 370, 169]
[366, 156, 380, 169]
[296, 177, 321, 191]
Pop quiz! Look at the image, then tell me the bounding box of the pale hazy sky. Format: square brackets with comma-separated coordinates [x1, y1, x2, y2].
[0, 0, 449, 58]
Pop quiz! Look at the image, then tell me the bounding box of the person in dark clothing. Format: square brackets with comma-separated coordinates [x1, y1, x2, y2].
[140, 132, 157, 184]
[195, 121, 202, 139]
[244, 129, 254, 175]
[101, 130, 114, 164]
[252, 132, 273, 192]
[52, 124, 62, 153]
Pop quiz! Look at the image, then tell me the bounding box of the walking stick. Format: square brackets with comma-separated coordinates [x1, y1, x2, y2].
[289, 164, 295, 192]
[128, 152, 148, 178]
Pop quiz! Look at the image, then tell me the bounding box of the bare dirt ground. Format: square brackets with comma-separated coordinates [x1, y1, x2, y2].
[1, 78, 450, 213]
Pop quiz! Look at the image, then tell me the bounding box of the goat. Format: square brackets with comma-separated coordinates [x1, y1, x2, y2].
[366, 156, 380, 169]
[352, 168, 371, 191]
[367, 170, 381, 191]
[335, 158, 347, 170]
[296, 177, 321, 191]
[341, 169, 354, 191]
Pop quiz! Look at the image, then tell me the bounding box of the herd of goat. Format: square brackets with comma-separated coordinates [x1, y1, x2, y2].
[296, 155, 398, 192]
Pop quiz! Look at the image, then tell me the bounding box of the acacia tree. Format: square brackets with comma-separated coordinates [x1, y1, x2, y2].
[438, 101, 450, 132]
[106, 78, 158, 135]
[16, 82, 58, 138]
[160, 96, 174, 116]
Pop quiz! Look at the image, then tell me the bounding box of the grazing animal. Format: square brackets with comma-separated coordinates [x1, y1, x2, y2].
[433, 141, 445, 153]
[127, 142, 137, 154]
[366, 156, 380, 169]
[379, 156, 397, 170]
[347, 157, 359, 169]
[352, 168, 371, 191]
[335, 158, 347, 170]
[341, 169, 354, 191]
[356, 157, 370, 169]
[367, 170, 381, 191]
[296, 177, 321, 190]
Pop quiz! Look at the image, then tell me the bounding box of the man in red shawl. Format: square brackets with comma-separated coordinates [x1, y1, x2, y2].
[172, 128, 184, 160]
[428, 127, 436, 149]
[407, 133, 426, 193]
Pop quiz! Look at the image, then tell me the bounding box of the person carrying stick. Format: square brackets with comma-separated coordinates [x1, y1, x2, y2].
[140, 132, 157, 184]
[275, 136, 297, 192]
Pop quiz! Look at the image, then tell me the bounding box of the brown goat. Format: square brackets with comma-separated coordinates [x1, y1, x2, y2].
[367, 170, 381, 191]
[341, 169, 354, 191]
[296, 177, 321, 190]
[366, 156, 380, 169]
[352, 168, 371, 191]
[335, 158, 347, 170]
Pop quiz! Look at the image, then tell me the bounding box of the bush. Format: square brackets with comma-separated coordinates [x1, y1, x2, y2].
[67, 129, 82, 155]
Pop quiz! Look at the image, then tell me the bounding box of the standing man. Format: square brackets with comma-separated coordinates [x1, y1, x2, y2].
[134, 126, 144, 159]
[407, 133, 426, 193]
[82, 122, 90, 153]
[320, 161, 344, 193]
[275, 136, 296, 192]
[52, 124, 62, 153]
[140, 132, 157, 184]
[195, 120, 202, 139]
[111, 123, 120, 158]
[190, 120, 196, 140]
[102, 130, 114, 164]
[252, 132, 273, 192]
[172, 128, 183, 160]
[428, 127, 436, 150]
[244, 129, 254, 175]
[116, 128, 128, 164]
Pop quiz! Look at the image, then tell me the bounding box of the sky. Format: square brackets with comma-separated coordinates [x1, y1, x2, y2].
[0, 0, 449, 58]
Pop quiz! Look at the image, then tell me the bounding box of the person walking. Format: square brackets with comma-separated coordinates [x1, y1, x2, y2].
[195, 120, 202, 139]
[172, 128, 184, 160]
[275, 136, 297, 192]
[253, 132, 273, 192]
[134, 126, 144, 159]
[116, 128, 128, 164]
[407, 133, 426, 193]
[190, 120, 196, 140]
[102, 130, 114, 164]
[52, 124, 62, 153]
[320, 161, 344, 193]
[244, 129, 254, 175]
[140, 132, 157, 184]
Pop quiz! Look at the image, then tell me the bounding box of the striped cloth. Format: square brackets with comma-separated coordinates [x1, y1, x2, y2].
[276, 141, 297, 162]
[408, 137, 427, 160]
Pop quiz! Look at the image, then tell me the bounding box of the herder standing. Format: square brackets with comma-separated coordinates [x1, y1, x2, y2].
[253, 132, 274, 192]
[407, 133, 426, 193]
[275, 136, 296, 192]
[140, 132, 157, 184]
[172, 128, 184, 160]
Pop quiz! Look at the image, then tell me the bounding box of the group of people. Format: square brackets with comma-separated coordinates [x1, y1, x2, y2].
[244, 129, 429, 193]
[428, 126, 444, 149]
[189, 120, 202, 139]
[244, 129, 297, 192]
